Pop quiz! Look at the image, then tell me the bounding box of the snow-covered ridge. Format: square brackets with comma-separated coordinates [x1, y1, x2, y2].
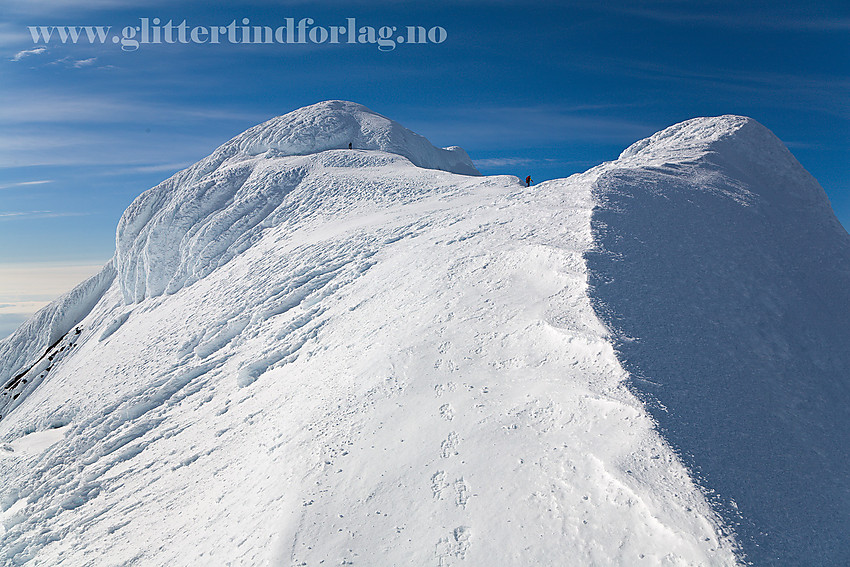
[112, 109, 825, 306]
[590, 115, 850, 565]
[618, 114, 753, 163]
[1, 105, 847, 565]
[0, 134, 741, 565]
[0, 262, 115, 419]
[115, 101, 479, 303]
[216, 100, 479, 176]
[616, 114, 828, 205]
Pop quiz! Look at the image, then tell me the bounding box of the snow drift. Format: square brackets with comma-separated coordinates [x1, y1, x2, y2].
[588, 115, 850, 566]
[0, 103, 847, 566]
[115, 100, 478, 303]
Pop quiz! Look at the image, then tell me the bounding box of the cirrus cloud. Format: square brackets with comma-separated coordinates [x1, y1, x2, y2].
[10, 46, 46, 61]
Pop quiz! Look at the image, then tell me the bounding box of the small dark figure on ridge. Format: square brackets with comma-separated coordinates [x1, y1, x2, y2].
[526, 175, 533, 187]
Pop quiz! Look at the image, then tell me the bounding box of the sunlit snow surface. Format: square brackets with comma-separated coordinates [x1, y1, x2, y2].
[1, 103, 847, 566]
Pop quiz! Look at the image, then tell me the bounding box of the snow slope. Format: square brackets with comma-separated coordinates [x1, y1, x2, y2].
[0, 103, 845, 565]
[0, 263, 115, 420]
[588, 116, 850, 566]
[116, 100, 478, 304]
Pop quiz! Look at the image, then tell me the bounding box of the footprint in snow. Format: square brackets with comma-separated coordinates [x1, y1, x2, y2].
[440, 431, 459, 459]
[439, 403, 454, 421]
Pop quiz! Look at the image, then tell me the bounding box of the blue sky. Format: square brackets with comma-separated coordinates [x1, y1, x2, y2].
[0, 0, 848, 334]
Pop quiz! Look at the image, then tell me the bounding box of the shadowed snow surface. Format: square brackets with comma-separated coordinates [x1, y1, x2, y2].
[0, 105, 845, 566]
[588, 116, 850, 566]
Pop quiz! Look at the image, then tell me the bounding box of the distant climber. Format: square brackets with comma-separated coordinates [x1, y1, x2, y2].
[525, 175, 533, 187]
[348, 142, 352, 149]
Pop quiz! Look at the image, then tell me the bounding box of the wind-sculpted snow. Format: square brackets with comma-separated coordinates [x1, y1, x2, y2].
[617, 114, 752, 165]
[225, 100, 479, 176]
[0, 107, 739, 565]
[0, 106, 845, 566]
[588, 116, 850, 565]
[0, 157, 739, 564]
[116, 155, 308, 302]
[0, 262, 116, 417]
[116, 101, 478, 303]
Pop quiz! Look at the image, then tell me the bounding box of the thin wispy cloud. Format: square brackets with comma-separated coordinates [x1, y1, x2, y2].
[0, 91, 269, 169]
[0, 91, 267, 125]
[0, 211, 48, 218]
[48, 56, 99, 68]
[0, 211, 90, 221]
[10, 46, 46, 61]
[408, 105, 652, 149]
[0, 180, 53, 190]
[0, 22, 33, 48]
[607, 4, 850, 31]
[608, 58, 850, 93]
[4, 0, 171, 14]
[109, 162, 194, 174]
[560, 52, 850, 120]
[473, 156, 596, 171]
[473, 157, 537, 168]
[73, 57, 97, 68]
[0, 94, 129, 124]
[0, 126, 220, 168]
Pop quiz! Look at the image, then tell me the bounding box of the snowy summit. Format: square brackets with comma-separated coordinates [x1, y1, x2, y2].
[1, 102, 848, 567]
[115, 100, 477, 303]
[220, 100, 480, 175]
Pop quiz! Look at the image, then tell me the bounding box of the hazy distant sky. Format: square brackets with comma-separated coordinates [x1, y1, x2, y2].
[1, 0, 848, 334]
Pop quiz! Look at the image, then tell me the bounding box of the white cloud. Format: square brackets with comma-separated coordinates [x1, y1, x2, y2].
[0, 211, 90, 220]
[610, 5, 850, 31]
[406, 105, 652, 149]
[0, 211, 48, 218]
[0, 91, 266, 125]
[0, 180, 53, 190]
[0, 126, 219, 168]
[10, 46, 46, 61]
[473, 157, 536, 168]
[0, 90, 267, 169]
[4, 0, 170, 14]
[48, 55, 99, 68]
[0, 22, 34, 48]
[72, 57, 96, 67]
[105, 162, 194, 174]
